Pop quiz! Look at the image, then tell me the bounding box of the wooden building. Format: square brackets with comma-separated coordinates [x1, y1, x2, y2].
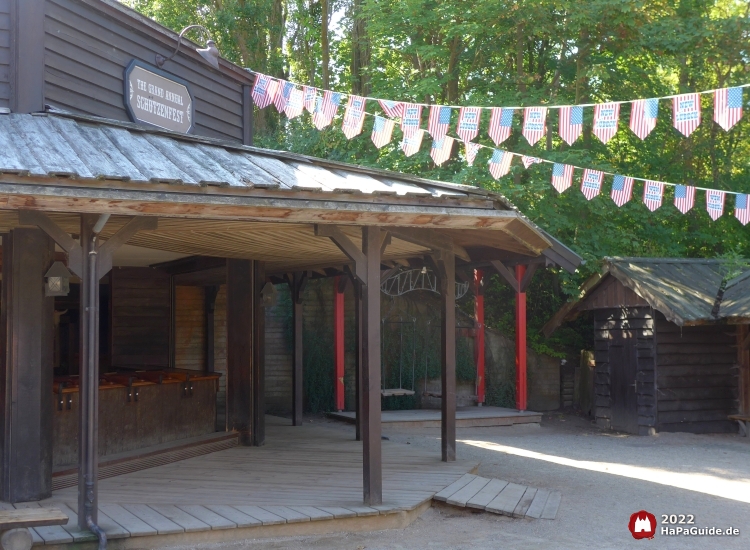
[0, 0, 582, 543]
[544, 258, 750, 435]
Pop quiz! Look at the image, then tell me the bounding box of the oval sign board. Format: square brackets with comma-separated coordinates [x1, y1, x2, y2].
[124, 60, 194, 134]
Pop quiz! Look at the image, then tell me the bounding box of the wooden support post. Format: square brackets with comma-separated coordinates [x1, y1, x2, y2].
[738, 325, 750, 416]
[291, 273, 305, 427]
[515, 264, 527, 412]
[354, 279, 363, 441]
[334, 276, 346, 412]
[0, 229, 54, 502]
[252, 261, 266, 446]
[361, 227, 382, 505]
[205, 286, 219, 373]
[226, 259, 253, 446]
[474, 269, 485, 406]
[438, 252, 456, 462]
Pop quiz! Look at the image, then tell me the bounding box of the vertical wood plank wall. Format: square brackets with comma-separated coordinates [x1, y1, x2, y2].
[0, 0, 9, 109]
[174, 286, 206, 371]
[214, 285, 227, 430]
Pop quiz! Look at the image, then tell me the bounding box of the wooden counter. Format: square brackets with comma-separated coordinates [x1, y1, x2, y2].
[53, 371, 220, 468]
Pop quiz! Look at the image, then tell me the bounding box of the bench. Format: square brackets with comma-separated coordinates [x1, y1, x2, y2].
[0, 508, 68, 550]
[728, 414, 750, 437]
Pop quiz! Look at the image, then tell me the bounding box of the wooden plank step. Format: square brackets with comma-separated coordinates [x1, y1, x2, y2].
[18, 502, 95, 543]
[446, 477, 491, 507]
[466, 479, 508, 510]
[232, 506, 286, 526]
[122, 504, 183, 535]
[6, 503, 45, 546]
[288, 506, 334, 521]
[316, 506, 357, 519]
[513, 487, 538, 518]
[433, 474, 477, 502]
[99, 504, 157, 537]
[205, 505, 262, 528]
[261, 506, 310, 523]
[0, 507, 68, 529]
[149, 504, 211, 533]
[524, 489, 550, 519]
[486, 483, 527, 516]
[540, 491, 562, 520]
[176, 505, 235, 530]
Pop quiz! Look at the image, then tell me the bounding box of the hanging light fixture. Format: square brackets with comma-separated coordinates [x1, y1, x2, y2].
[45, 261, 72, 297]
[156, 25, 221, 71]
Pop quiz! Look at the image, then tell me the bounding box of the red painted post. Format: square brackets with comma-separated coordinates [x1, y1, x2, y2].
[334, 276, 345, 412]
[515, 265, 527, 411]
[474, 270, 485, 406]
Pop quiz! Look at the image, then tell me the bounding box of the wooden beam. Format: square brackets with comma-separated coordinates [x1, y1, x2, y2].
[205, 286, 219, 373]
[437, 251, 456, 462]
[291, 272, 304, 427]
[314, 225, 368, 285]
[742, 329, 750, 351]
[334, 277, 345, 412]
[17, 210, 83, 277]
[380, 232, 391, 255]
[226, 259, 253, 446]
[242, 85, 254, 146]
[490, 260, 520, 292]
[252, 261, 266, 446]
[388, 228, 471, 262]
[97, 217, 158, 278]
[519, 262, 539, 293]
[354, 280, 362, 442]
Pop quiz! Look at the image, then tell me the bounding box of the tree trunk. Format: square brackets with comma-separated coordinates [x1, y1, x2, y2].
[321, 0, 330, 89]
[351, 0, 371, 95]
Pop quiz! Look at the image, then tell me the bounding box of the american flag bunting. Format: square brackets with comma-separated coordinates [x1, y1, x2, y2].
[489, 108, 514, 145]
[464, 142, 481, 166]
[521, 156, 542, 169]
[427, 106, 452, 139]
[706, 189, 725, 220]
[580, 169, 604, 200]
[274, 80, 294, 113]
[643, 180, 665, 211]
[714, 87, 743, 131]
[673, 184, 695, 214]
[610, 175, 634, 207]
[558, 106, 583, 145]
[522, 107, 547, 146]
[735, 194, 750, 225]
[592, 102, 620, 143]
[457, 107, 481, 142]
[630, 98, 659, 140]
[312, 91, 341, 130]
[371, 116, 395, 149]
[430, 136, 454, 166]
[379, 100, 404, 119]
[401, 129, 424, 157]
[251, 74, 277, 109]
[673, 93, 701, 137]
[401, 104, 423, 137]
[342, 95, 366, 139]
[303, 86, 317, 113]
[285, 88, 305, 119]
[551, 163, 574, 194]
[488, 149, 513, 180]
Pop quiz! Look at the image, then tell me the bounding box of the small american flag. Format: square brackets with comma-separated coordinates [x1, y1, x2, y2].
[285, 88, 305, 119]
[643, 180, 665, 211]
[342, 95, 366, 139]
[303, 86, 318, 112]
[312, 91, 341, 130]
[456, 107, 481, 142]
[673, 184, 695, 214]
[559, 106, 583, 145]
[464, 142, 481, 166]
[592, 102, 620, 143]
[610, 175, 634, 207]
[274, 80, 294, 113]
[735, 193, 750, 225]
[252, 74, 278, 109]
[488, 108, 514, 145]
[630, 98, 659, 140]
[714, 87, 743, 132]
[551, 163, 574, 194]
[488, 149, 513, 180]
[401, 129, 424, 157]
[522, 107, 547, 146]
[371, 116, 395, 149]
[427, 106, 452, 139]
[673, 93, 701, 137]
[706, 189, 725, 221]
[430, 136, 454, 166]
[521, 156, 542, 169]
[580, 169, 604, 200]
[379, 100, 404, 119]
[401, 104, 423, 137]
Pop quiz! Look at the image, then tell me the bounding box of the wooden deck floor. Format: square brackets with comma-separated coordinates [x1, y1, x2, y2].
[31, 416, 477, 547]
[328, 406, 542, 429]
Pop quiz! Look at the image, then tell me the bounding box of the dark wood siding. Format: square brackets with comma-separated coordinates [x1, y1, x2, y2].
[655, 313, 738, 434]
[174, 285, 205, 371]
[44, 0, 246, 141]
[0, 0, 9, 108]
[580, 276, 649, 310]
[110, 266, 170, 369]
[593, 307, 656, 435]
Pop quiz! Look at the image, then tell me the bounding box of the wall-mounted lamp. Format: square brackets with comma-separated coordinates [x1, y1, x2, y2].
[45, 261, 72, 297]
[156, 25, 221, 71]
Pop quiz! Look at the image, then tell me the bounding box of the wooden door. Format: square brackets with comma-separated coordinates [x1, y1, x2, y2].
[609, 330, 639, 433]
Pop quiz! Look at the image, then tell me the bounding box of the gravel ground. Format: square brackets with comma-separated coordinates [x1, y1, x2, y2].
[163, 412, 750, 550]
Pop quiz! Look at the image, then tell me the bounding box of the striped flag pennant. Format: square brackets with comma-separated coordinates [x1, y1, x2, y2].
[714, 87, 743, 131]
[580, 169, 604, 200]
[630, 98, 659, 140]
[706, 189, 726, 221]
[303, 86, 318, 112]
[488, 108, 514, 145]
[456, 107, 481, 142]
[559, 106, 583, 145]
[342, 95, 366, 139]
[464, 142, 481, 166]
[522, 107, 547, 146]
[379, 99, 404, 119]
[251, 74, 278, 109]
[312, 90, 341, 130]
[551, 163, 574, 194]
[274, 80, 294, 113]
[521, 156, 542, 169]
[735, 193, 750, 225]
[430, 136, 454, 166]
[371, 116, 395, 149]
[592, 102, 620, 143]
[284, 88, 305, 119]
[673, 184, 696, 214]
[643, 180, 665, 211]
[610, 175, 634, 207]
[401, 129, 425, 157]
[488, 149, 513, 180]
[673, 93, 701, 137]
[427, 105, 452, 139]
[401, 103, 423, 137]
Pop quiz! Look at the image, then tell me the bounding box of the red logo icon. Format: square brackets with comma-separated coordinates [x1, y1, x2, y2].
[628, 510, 657, 540]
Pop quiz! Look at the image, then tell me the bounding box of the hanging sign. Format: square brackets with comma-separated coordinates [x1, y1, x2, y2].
[124, 60, 194, 134]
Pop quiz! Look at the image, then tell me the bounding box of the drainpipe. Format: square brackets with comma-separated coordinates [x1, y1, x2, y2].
[84, 214, 109, 550]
